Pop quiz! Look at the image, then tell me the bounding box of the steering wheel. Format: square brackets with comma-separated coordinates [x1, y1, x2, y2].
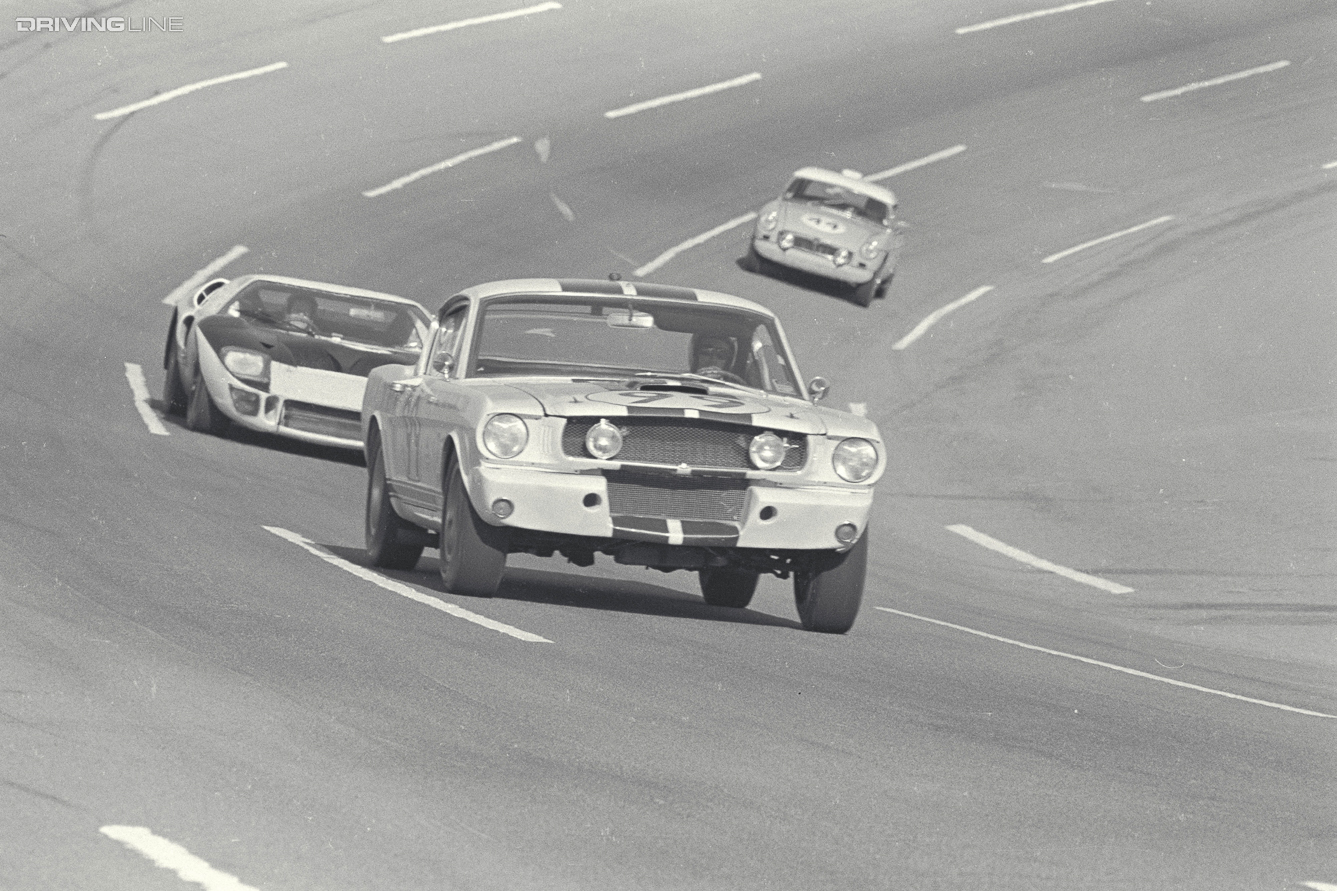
[696, 366, 748, 386]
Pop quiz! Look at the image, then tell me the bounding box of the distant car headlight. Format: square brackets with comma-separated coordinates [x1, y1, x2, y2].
[834, 248, 852, 267]
[832, 438, 878, 482]
[585, 419, 623, 459]
[748, 432, 788, 470]
[482, 414, 528, 458]
[759, 210, 779, 232]
[777, 231, 795, 250]
[220, 347, 269, 383]
[859, 236, 884, 262]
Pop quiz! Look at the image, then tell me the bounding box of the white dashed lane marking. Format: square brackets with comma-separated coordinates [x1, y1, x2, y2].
[101, 826, 261, 891]
[864, 144, 966, 182]
[265, 526, 551, 643]
[1041, 214, 1173, 264]
[94, 62, 288, 121]
[947, 523, 1134, 594]
[381, 1, 562, 44]
[124, 363, 168, 436]
[892, 286, 993, 351]
[161, 245, 248, 305]
[1140, 60, 1290, 102]
[876, 607, 1337, 719]
[363, 136, 522, 198]
[605, 72, 762, 120]
[955, 0, 1117, 35]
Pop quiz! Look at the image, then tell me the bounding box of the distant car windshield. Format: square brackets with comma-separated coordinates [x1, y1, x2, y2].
[223, 282, 429, 350]
[785, 178, 890, 225]
[469, 295, 802, 396]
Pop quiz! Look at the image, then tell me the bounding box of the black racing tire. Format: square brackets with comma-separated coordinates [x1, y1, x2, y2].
[741, 245, 763, 274]
[699, 566, 760, 608]
[793, 530, 868, 634]
[162, 334, 188, 416]
[185, 361, 230, 436]
[365, 442, 425, 570]
[875, 272, 894, 299]
[438, 460, 508, 597]
[852, 278, 877, 308]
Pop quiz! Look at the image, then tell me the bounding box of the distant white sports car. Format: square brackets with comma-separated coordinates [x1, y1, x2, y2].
[162, 274, 430, 449]
[745, 166, 905, 306]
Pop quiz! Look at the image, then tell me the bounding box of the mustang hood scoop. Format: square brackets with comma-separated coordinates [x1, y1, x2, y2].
[508, 380, 826, 435]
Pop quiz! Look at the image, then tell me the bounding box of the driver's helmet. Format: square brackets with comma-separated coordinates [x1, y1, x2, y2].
[691, 333, 736, 374]
[284, 293, 319, 329]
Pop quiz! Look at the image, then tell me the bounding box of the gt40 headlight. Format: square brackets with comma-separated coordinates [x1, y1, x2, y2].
[482, 414, 529, 458]
[585, 419, 623, 459]
[220, 347, 269, 384]
[859, 236, 885, 262]
[832, 438, 878, 482]
[759, 209, 779, 232]
[748, 431, 788, 470]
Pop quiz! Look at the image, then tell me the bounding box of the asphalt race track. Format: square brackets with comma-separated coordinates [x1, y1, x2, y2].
[1, 2, 1334, 889]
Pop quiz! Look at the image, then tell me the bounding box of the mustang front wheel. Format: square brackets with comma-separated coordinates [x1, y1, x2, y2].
[366, 443, 426, 570]
[793, 531, 868, 634]
[699, 567, 760, 608]
[438, 460, 508, 597]
[185, 362, 230, 436]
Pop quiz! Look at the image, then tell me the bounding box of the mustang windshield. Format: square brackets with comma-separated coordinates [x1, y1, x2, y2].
[785, 178, 890, 225]
[223, 282, 428, 350]
[470, 295, 801, 396]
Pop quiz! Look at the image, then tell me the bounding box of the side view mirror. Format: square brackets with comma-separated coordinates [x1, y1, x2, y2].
[431, 352, 455, 375]
[194, 278, 229, 306]
[808, 376, 830, 403]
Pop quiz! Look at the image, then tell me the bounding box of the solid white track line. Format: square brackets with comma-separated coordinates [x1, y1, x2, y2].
[124, 363, 168, 436]
[1041, 215, 1173, 264]
[382, 1, 561, 44]
[101, 826, 260, 891]
[94, 62, 287, 120]
[634, 212, 757, 277]
[265, 526, 550, 643]
[956, 0, 1117, 35]
[947, 523, 1134, 593]
[875, 607, 1336, 719]
[362, 137, 522, 198]
[892, 286, 993, 350]
[605, 72, 762, 119]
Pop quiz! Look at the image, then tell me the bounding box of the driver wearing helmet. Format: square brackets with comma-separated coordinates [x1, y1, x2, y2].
[691, 333, 737, 378]
[283, 292, 320, 334]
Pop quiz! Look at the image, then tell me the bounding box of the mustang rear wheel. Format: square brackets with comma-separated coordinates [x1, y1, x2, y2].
[185, 361, 230, 436]
[366, 443, 425, 570]
[438, 460, 508, 597]
[793, 531, 868, 634]
[162, 334, 188, 416]
[699, 567, 759, 608]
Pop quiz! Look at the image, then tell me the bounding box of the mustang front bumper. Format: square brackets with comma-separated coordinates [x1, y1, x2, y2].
[466, 462, 872, 551]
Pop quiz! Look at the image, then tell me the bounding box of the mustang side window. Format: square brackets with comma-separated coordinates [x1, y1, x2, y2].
[429, 310, 465, 377]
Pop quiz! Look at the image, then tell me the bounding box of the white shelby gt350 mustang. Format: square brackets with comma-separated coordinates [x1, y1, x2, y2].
[361, 278, 885, 633]
[745, 166, 904, 307]
[162, 274, 430, 449]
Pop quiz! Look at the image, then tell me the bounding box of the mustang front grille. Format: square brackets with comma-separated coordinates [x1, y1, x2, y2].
[604, 472, 746, 523]
[280, 401, 361, 440]
[563, 418, 805, 471]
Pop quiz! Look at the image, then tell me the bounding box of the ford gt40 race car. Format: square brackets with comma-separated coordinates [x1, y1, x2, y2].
[361, 277, 885, 633]
[745, 166, 904, 307]
[163, 274, 430, 449]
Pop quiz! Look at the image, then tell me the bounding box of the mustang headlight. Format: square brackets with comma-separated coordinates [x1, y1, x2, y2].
[832, 438, 878, 482]
[777, 231, 795, 250]
[585, 419, 623, 459]
[834, 248, 852, 267]
[759, 210, 779, 232]
[859, 236, 884, 262]
[482, 414, 528, 458]
[220, 347, 269, 384]
[748, 432, 788, 470]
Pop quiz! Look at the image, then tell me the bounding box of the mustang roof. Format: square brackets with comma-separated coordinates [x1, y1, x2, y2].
[789, 166, 897, 208]
[454, 278, 777, 317]
[226, 274, 425, 308]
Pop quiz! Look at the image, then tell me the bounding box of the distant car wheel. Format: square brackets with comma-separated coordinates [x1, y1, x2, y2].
[875, 272, 894, 299]
[438, 459, 508, 597]
[699, 566, 760, 608]
[162, 335, 188, 416]
[366, 442, 425, 570]
[793, 531, 868, 633]
[185, 361, 230, 436]
[852, 278, 877, 308]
